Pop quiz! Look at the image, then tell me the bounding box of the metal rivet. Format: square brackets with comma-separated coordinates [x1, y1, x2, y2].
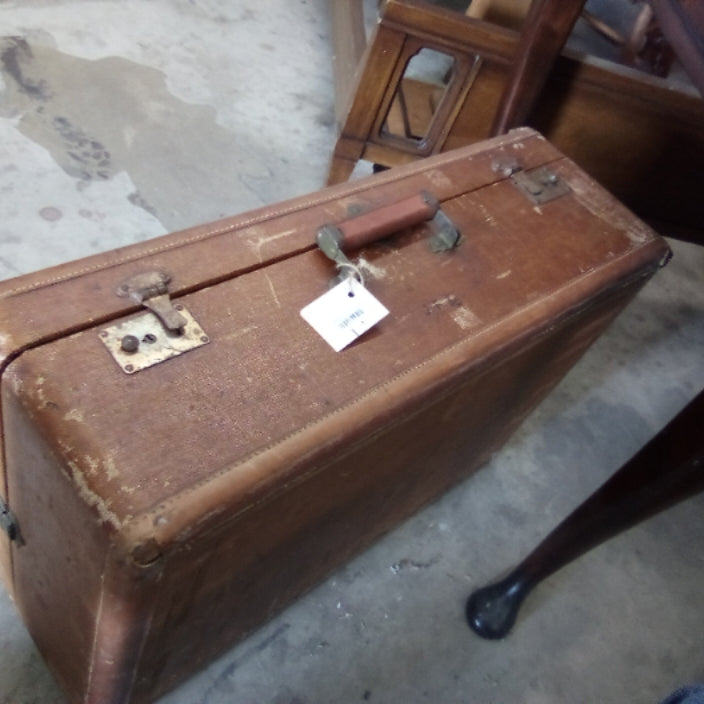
[121, 334, 140, 353]
[131, 539, 163, 567]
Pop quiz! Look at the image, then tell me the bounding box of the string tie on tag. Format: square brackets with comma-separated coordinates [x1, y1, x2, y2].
[337, 261, 365, 288]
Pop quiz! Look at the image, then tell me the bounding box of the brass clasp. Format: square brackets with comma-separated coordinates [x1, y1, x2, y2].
[116, 271, 187, 332]
[100, 271, 209, 374]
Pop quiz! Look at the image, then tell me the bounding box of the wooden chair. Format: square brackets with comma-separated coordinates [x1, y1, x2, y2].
[328, 0, 704, 236]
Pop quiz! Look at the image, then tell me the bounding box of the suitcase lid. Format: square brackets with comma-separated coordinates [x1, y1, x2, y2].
[0, 128, 670, 561]
[0, 128, 664, 366]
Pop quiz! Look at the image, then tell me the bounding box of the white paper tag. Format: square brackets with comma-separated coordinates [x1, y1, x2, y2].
[300, 277, 389, 352]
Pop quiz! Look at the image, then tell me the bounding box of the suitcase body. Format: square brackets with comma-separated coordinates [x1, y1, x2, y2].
[0, 129, 669, 703]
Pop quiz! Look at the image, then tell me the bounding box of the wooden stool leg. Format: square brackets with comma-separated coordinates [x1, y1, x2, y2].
[465, 0, 493, 20]
[467, 389, 704, 639]
[326, 152, 359, 186]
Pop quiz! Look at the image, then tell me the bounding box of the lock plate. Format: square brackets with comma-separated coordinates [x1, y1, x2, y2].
[99, 305, 209, 374]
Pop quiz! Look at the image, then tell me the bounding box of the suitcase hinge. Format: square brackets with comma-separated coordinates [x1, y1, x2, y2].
[0, 497, 22, 544]
[492, 157, 570, 205]
[510, 166, 571, 205]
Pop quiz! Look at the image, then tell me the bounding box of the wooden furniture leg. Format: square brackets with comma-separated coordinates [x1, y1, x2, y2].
[467, 389, 704, 640]
[465, 0, 493, 20]
[490, 0, 586, 135]
[466, 0, 531, 29]
[328, 0, 369, 183]
[331, 0, 367, 126]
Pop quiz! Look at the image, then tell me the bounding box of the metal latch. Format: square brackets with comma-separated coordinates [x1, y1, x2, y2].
[1, 496, 21, 544]
[99, 271, 209, 374]
[510, 166, 571, 205]
[116, 271, 187, 332]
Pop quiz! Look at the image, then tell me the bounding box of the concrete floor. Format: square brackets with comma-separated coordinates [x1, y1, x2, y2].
[1, 1, 703, 702]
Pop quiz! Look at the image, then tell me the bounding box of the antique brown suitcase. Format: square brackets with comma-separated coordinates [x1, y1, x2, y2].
[0, 128, 669, 703]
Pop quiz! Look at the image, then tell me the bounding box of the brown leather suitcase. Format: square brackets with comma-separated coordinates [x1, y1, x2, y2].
[0, 128, 669, 703]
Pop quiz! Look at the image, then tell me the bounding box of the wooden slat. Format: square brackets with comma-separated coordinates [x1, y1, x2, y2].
[331, 0, 369, 124]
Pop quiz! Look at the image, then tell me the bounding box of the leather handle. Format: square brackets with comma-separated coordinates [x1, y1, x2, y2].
[316, 191, 458, 274]
[330, 191, 439, 251]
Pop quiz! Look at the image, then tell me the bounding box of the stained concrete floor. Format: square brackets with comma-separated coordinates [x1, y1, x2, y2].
[0, 1, 703, 703]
